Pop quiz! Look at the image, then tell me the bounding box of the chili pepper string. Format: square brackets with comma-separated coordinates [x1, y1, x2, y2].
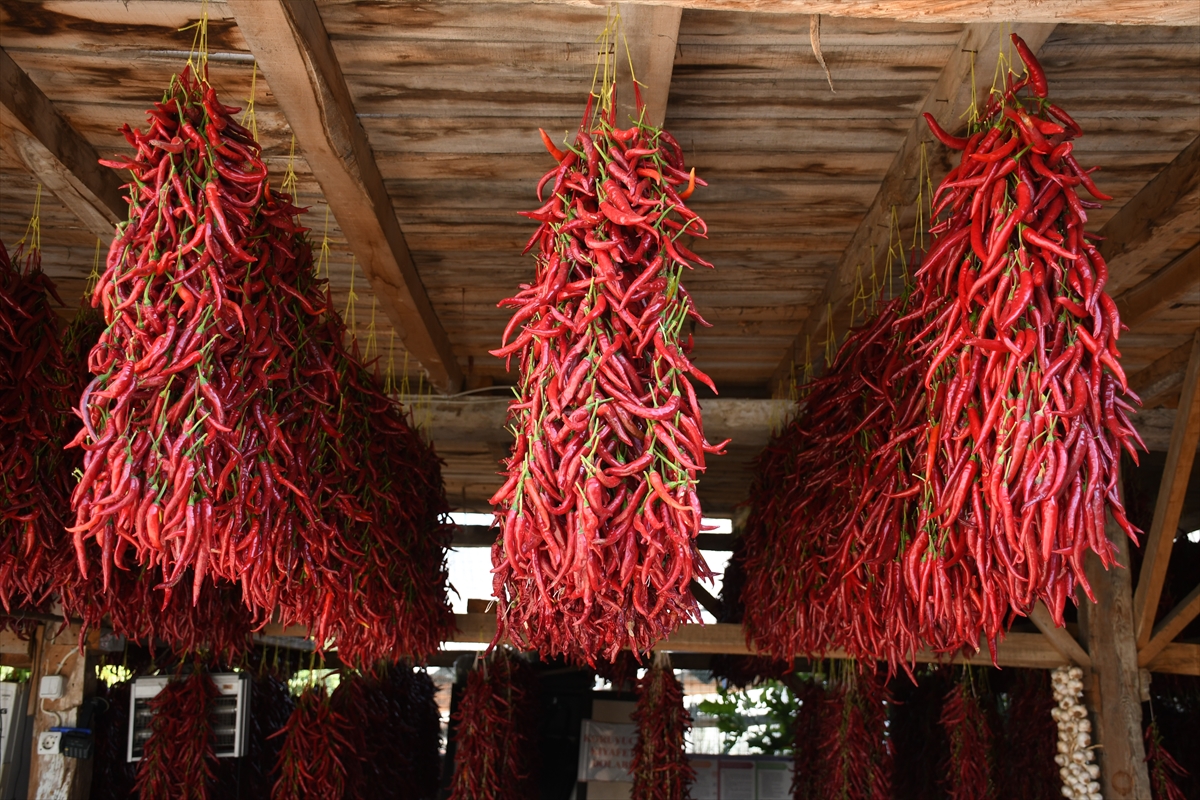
[791, 678, 827, 800]
[67, 63, 453, 664]
[447, 649, 540, 800]
[1145, 718, 1188, 800]
[631, 654, 695, 800]
[939, 672, 994, 800]
[816, 668, 893, 800]
[0, 235, 76, 614]
[990, 669, 1058, 798]
[134, 668, 219, 800]
[491, 80, 727, 665]
[270, 683, 352, 800]
[738, 35, 1140, 667]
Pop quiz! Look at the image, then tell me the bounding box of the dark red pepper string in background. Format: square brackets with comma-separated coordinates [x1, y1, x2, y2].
[0, 232, 76, 616]
[790, 677, 827, 800]
[134, 667, 219, 800]
[65, 62, 452, 666]
[490, 71, 727, 665]
[630, 653, 695, 800]
[815, 667, 894, 800]
[738, 35, 1141, 669]
[939, 672, 994, 800]
[447, 649, 540, 800]
[1145, 718, 1189, 800]
[271, 682, 352, 800]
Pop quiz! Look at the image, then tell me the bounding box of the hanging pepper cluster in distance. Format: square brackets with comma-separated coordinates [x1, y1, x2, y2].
[630, 655, 695, 800]
[739, 36, 1141, 666]
[940, 675, 994, 800]
[135, 669, 218, 800]
[447, 649, 540, 800]
[490, 88, 727, 664]
[0, 236, 75, 613]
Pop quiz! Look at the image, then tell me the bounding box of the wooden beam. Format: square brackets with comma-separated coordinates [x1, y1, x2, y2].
[770, 24, 1055, 392]
[1098, 136, 1200, 297]
[1080, 512, 1151, 799]
[227, 0, 463, 393]
[614, 4, 682, 129]
[494, 0, 1196, 25]
[689, 580, 722, 618]
[1130, 339, 1196, 408]
[1145, 642, 1200, 677]
[1029, 601, 1091, 669]
[1138, 583, 1200, 668]
[0, 46, 124, 239]
[1133, 331, 1200, 648]
[26, 622, 97, 797]
[1115, 244, 1200, 331]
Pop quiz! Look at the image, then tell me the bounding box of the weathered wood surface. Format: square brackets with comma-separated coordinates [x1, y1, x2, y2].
[614, 4, 683, 129]
[227, 0, 462, 392]
[1138, 582, 1200, 667]
[1133, 332, 1200, 648]
[481, 0, 1199, 26]
[26, 623, 96, 800]
[772, 23, 1055, 391]
[1081, 513, 1152, 800]
[1029, 600, 1091, 668]
[0, 46, 124, 240]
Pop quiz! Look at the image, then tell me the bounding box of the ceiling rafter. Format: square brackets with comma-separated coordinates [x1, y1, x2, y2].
[487, 0, 1197, 26]
[614, 3, 683, 129]
[1097, 135, 1200, 297]
[1133, 331, 1200, 648]
[1138, 583, 1200, 668]
[226, 0, 464, 393]
[1115, 244, 1200, 330]
[0, 46, 124, 240]
[770, 23, 1056, 393]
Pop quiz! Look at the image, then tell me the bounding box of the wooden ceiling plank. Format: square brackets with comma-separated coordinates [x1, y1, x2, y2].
[1098, 136, 1200, 297]
[769, 23, 1056, 393]
[615, 4, 683, 129]
[1130, 338, 1196, 407]
[1029, 600, 1091, 668]
[1133, 331, 1200, 648]
[1138, 582, 1200, 668]
[225, 0, 463, 392]
[0, 47, 124, 240]
[479, 0, 1197, 26]
[1116, 244, 1200, 330]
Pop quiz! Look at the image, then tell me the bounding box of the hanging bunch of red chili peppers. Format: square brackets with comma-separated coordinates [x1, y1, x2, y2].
[740, 36, 1139, 666]
[490, 43, 725, 664]
[134, 668, 218, 800]
[66, 61, 452, 664]
[630, 653, 694, 800]
[448, 649, 540, 800]
[271, 683, 353, 800]
[940, 673, 994, 800]
[0, 232, 76, 614]
[1145, 719, 1188, 800]
[815, 667, 894, 800]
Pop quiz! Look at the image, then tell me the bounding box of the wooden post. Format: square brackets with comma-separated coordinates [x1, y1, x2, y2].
[1079, 484, 1151, 800]
[26, 623, 96, 800]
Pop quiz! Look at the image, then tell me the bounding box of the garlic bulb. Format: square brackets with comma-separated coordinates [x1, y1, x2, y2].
[1051, 666, 1102, 800]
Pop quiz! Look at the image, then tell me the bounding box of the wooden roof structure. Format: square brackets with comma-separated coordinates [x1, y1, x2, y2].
[2, 6, 1198, 796]
[2, 1, 1196, 518]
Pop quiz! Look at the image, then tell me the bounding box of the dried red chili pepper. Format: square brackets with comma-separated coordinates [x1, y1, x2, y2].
[738, 35, 1139, 668]
[447, 649, 540, 800]
[271, 683, 352, 800]
[491, 77, 726, 665]
[630, 654, 694, 800]
[134, 668, 218, 800]
[1145, 718, 1188, 800]
[940, 674, 994, 800]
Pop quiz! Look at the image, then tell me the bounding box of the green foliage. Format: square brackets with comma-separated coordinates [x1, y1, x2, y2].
[696, 679, 801, 755]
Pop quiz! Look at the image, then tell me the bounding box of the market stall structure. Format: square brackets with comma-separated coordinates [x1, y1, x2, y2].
[0, 1, 1197, 798]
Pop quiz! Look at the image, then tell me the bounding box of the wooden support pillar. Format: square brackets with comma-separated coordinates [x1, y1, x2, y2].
[26, 623, 96, 800]
[1079, 492, 1151, 800]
